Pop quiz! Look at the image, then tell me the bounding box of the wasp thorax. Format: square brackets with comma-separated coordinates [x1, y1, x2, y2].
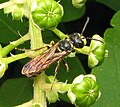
[58, 40, 73, 52]
[69, 33, 84, 48]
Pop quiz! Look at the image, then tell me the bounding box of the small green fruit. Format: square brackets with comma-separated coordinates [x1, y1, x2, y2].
[72, 0, 87, 8]
[68, 74, 101, 107]
[12, 5, 24, 20]
[88, 34, 106, 68]
[32, 0, 64, 30]
[46, 91, 59, 103]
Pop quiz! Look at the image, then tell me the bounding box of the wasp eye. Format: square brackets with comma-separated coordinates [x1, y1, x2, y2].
[70, 33, 84, 48]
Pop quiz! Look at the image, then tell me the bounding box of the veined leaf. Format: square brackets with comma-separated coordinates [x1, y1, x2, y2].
[92, 10, 120, 107]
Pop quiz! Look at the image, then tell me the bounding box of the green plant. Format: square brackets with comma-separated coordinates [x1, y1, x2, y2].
[0, 0, 120, 107]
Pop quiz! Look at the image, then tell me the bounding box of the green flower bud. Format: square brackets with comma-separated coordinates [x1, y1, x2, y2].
[72, 0, 87, 8]
[68, 74, 101, 107]
[88, 34, 106, 68]
[0, 63, 8, 78]
[47, 75, 57, 83]
[32, 0, 64, 30]
[88, 52, 99, 68]
[47, 75, 67, 93]
[12, 4, 24, 20]
[46, 91, 59, 103]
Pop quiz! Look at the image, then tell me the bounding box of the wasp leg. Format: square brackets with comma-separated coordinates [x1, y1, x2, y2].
[15, 45, 50, 52]
[62, 59, 69, 72]
[50, 41, 55, 45]
[18, 40, 55, 52]
[51, 59, 62, 90]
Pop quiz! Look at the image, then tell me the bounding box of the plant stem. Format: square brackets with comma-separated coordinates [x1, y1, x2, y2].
[0, 0, 25, 9]
[29, 13, 46, 106]
[0, 1, 15, 9]
[42, 83, 72, 92]
[29, 19, 43, 49]
[2, 33, 30, 57]
[33, 72, 47, 107]
[2, 53, 27, 64]
[52, 28, 67, 40]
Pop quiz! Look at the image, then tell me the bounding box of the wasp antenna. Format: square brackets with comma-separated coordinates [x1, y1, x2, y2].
[85, 37, 104, 43]
[81, 17, 90, 35]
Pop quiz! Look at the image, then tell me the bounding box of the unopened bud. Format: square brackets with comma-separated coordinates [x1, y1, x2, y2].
[68, 74, 101, 107]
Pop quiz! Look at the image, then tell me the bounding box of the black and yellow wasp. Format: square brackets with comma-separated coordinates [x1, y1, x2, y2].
[21, 18, 103, 77]
[21, 33, 86, 77]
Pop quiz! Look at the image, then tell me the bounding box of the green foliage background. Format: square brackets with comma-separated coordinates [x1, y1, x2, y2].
[0, 0, 120, 107]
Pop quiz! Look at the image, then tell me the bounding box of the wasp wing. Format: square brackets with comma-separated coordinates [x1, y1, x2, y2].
[21, 43, 67, 77]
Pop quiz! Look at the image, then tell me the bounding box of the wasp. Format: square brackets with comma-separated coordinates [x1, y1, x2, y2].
[21, 33, 85, 77]
[21, 17, 104, 78]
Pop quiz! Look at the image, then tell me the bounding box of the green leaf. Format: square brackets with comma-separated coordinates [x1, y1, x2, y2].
[96, 0, 120, 11]
[60, 0, 85, 22]
[110, 10, 120, 28]
[91, 11, 120, 107]
[0, 78, 33, 106]
[0, 10, 28, 44]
